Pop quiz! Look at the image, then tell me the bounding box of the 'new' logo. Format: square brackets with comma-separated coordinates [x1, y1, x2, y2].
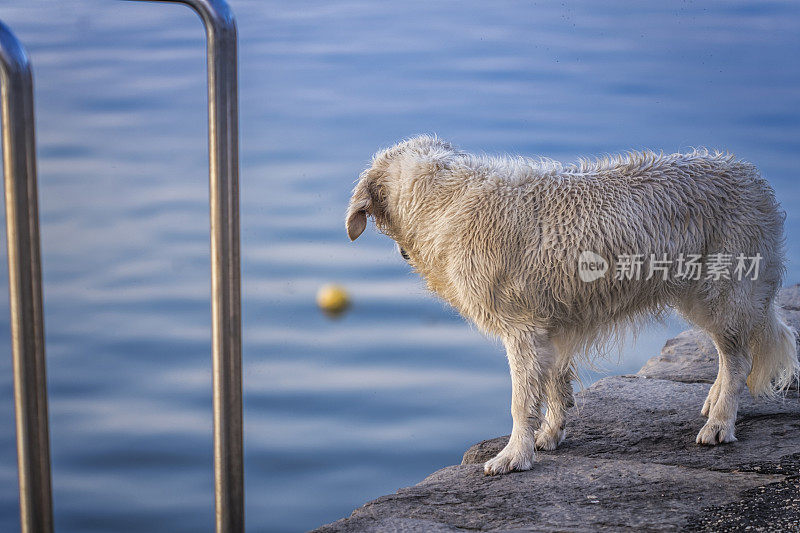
[578, 251, 608, 282]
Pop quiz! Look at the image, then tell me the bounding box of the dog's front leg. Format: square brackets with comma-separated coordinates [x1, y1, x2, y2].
[484, 331, 555, 475]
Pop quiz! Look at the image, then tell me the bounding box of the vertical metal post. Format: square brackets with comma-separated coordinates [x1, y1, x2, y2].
[125, 2, 243, 531]
[197, 3, 243, 532]
[0, 20, 54, 533]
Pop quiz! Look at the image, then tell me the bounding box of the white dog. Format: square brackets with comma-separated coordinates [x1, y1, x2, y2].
[346, 135, 798, 475]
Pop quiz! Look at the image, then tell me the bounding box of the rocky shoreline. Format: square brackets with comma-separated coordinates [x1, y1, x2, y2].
[315, 286, 800, 532]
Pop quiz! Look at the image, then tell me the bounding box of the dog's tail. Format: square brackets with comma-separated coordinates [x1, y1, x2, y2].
[747, 302, 799, 397]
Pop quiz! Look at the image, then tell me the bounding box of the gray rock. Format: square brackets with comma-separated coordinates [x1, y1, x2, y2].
[316, 457, 781, 533]
[636, 329, 719, 383]
[777, 284, 800, 315]
[314, 286, 800, 532]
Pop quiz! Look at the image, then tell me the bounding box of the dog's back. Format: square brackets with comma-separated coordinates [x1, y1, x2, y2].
[401, 147, 783, 338]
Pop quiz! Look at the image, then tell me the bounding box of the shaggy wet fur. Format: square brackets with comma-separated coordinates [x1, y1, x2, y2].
[346, 135, 799, 475]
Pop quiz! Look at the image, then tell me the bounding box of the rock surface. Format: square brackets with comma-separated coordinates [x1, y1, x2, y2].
[315, 287, 800, 532]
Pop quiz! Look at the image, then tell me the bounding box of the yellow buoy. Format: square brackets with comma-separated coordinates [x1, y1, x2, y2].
[316, 283, 350, 316]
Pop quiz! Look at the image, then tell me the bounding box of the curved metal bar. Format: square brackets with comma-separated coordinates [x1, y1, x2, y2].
[124, 1, 243, 532]
[0, 20, 54, 533]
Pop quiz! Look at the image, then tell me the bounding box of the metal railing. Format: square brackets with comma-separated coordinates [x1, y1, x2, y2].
[1, 0, 244, 531]
[0, 19, 54, 533]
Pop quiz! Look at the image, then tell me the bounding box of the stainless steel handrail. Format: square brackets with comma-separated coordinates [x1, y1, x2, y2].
[0, 19, 54, 533]
[124, 1, 244, 532]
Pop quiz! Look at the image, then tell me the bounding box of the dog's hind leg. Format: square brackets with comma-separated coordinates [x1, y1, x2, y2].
[696, 326, 753, 445]
[678, 284, 757, 444]
[535, 365, 575, 451]
[484, 330, 555, 475]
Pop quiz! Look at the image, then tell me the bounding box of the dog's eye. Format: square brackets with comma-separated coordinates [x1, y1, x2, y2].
[399, 247, 410, 261]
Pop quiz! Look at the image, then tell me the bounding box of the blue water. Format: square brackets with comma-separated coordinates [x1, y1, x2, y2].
[0, 0, 799, 531]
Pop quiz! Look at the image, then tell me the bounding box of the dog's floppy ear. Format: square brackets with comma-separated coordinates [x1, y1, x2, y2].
[346, 205, 368, 241]
[346, 179, 372, 241]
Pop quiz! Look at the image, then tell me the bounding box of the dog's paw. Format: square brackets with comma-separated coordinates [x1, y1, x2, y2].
[483, 440, 535, 475]
[534, 427, 565, 451]
[696, 419, 736, 445]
